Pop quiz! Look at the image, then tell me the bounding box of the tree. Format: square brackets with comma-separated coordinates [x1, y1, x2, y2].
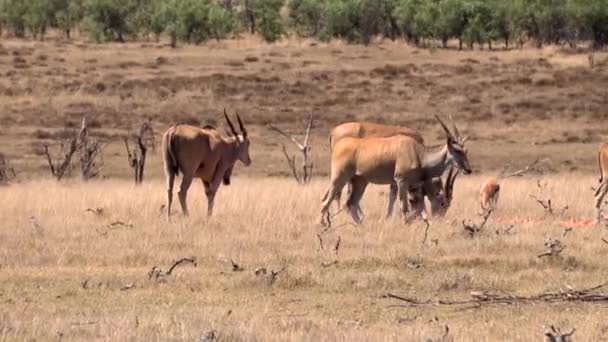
[83, 0, 138, 42]
[253, 0, 284, 42]
[0, 0, 28, 38]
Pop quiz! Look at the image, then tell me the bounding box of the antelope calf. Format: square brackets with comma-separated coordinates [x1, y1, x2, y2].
[594, 143, 608, 219]
[480, 177, 500, 213]
[321, 115, 471, 226]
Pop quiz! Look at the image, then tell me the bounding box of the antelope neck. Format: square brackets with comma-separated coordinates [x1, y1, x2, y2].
[421, 144, 450, 178]
[223, 137, 241, 161]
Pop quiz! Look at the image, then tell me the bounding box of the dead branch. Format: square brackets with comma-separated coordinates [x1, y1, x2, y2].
[124, 120, 155, 184]
[85, 207, 105, 216]
[500, 158, 541, 178]
[148, 257, 197, 281]
[254, 262, 287, 286]
[230, 259, 244, 272]
[385, 281, 608, 308]
[281, 144, 299, 182]
[538, 238, 566, 258]
[602, 238, 608, 246]
[334, 236, 341, 256]
[545, 325, 575, 342]
[0, 153, 16, 184]
[422, 219, 431, 244]
[79, 121, 105, 181]
[317, 233, 325, 252]
[320, 260, 338, 268]
[463, 209, 494, 237]
[267, 113, 315, 184]
[562, 227, 572, 238]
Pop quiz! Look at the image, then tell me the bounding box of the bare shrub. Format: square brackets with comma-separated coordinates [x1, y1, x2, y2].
[124, 120, 155, 184]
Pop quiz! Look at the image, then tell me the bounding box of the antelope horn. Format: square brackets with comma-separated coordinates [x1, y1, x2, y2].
[224, 108, 238, 138]
[236, 112, 247, 138]
[449, 114, 461, 138]
[434, 114, 453, 139]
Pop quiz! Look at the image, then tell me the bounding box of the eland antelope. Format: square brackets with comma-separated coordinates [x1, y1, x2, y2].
[479, 177, 500, 213]
[594, 143, 608, 219]
[162, 109, 251, 219]
[321, 115, 471, 226]
[328, 120, 447, 218]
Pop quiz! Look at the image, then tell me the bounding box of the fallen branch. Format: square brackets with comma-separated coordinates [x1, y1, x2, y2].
[538, 238, 566, 258]
[384, 281, 608, 307]
[148, 257, 197, 281]
[501, 158, 541, 178]
[545, 325, 575, 342]
[230, 259, 244, 272]
[254, 262, 287, 286]
[463, 209, 493, 237]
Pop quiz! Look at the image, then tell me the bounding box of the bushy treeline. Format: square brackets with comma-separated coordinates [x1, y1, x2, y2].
[0, 0, 607, 48]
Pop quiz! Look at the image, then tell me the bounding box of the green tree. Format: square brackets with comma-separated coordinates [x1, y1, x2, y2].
[288, 0, 325, 37]
[568, 0, 608, 48]
[83, 0, 138, 42]
[0, 0, 29, 38]
[253, 0, 284, 42]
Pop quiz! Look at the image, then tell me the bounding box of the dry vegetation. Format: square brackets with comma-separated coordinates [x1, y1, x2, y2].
[1, 35, 608, 340]
[0, 36, 607, 180]
[1, 176, 608, 340]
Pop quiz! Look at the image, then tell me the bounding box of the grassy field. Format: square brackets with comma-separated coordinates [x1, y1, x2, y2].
[0, 35, 607, 180]
[1, 175, 608, 341]
[2, 34, 608, 341]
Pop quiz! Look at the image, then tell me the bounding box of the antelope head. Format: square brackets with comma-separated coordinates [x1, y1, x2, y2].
[224, 108, 251, 166]
[435, 114, 471, 175]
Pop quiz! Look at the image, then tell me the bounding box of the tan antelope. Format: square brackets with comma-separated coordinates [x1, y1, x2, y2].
[479, 177, 500, 213]
[328, 120, 447, 218]
[162, 109, 251, 219]
[594, 143, 608, 219]
[321, 115, 471, 226]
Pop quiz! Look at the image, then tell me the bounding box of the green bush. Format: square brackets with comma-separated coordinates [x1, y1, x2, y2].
[83, 0, 137, 42]
[253, 0, 284, 42]
[288, 0, 325, 37]
[1, 0, 608, 49]
[0, 0, 29, 37]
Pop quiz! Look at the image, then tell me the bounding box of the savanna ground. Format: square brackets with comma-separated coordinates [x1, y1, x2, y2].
[1, 34, 608, 341]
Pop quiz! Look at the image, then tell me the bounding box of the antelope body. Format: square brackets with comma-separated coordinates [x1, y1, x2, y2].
[321, 115, 471, 226]
[162, 110, 250, 219]
[329, 120, 448, 218]
[479, 177, 500, 213]
[594, 143, 608, 219]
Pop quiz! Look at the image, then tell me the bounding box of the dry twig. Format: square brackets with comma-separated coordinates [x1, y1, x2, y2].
[538, 238, 566, 258]
[0, 153, 16, 184]
[463, 209, 494, 237]
[124, 120, 155, 184]
[148, 257, 197, 281]
[267, 113, 315, 184]
[385, 281, 608, 307]
[545, 325, 575, 342]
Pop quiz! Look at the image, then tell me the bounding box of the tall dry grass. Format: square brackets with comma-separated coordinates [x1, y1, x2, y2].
[1, 174, 608, 341]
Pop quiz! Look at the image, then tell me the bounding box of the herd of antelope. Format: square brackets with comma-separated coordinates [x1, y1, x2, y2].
[160, 110, 608, 225]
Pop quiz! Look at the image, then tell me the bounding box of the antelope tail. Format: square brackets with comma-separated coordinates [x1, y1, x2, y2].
[163, 129, 179, 176]
[328, 134, 333, 152]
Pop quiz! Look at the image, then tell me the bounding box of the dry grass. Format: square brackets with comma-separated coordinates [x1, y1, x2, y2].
[2, 175, 608, 340]
[1, 37, 608, 180]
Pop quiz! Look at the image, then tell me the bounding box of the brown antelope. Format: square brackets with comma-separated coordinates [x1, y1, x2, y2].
[162, 109, 251, 219]
[321, 115, 471, 226]
[594, 143, 608, 219]
[479, 177, 500, 213]
[328, 120, 446, 218]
